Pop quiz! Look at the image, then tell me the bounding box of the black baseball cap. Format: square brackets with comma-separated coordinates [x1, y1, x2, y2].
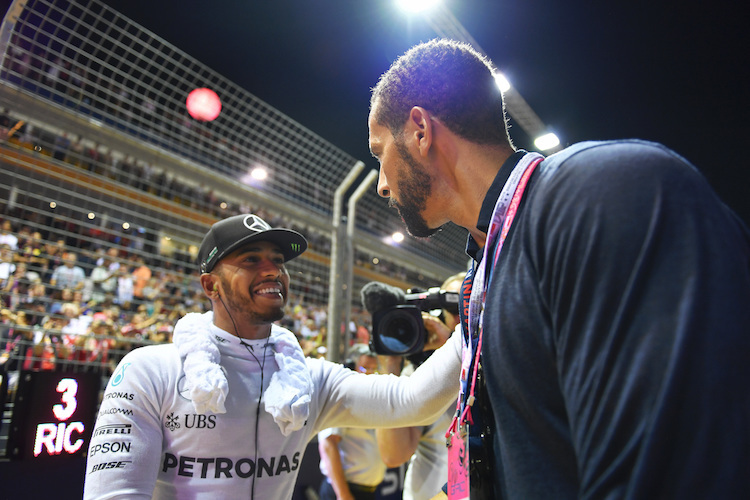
[197, 214, 308, 273]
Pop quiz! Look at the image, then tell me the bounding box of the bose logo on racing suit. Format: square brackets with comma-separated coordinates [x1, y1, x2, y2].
[162, 452, 300, 478]
[91, 461, 131, 473]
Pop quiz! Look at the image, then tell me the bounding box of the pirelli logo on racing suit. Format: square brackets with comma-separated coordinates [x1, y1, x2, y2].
[162, 452, 301, 479]
[93, 424, 133, 437]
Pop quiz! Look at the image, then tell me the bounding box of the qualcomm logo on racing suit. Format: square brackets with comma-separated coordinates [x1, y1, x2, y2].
[162, 452, 301, 479]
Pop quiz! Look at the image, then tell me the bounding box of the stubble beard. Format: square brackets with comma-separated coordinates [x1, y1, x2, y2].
[392, 140, 441, 238]
[219, 276, 286, 325]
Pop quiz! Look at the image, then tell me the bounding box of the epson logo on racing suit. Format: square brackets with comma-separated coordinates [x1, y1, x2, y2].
[89, 441, 132, 457]
[162, 452, 301, 478]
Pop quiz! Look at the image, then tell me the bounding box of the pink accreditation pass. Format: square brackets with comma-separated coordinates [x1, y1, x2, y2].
[447, 421, 470, 499]
[447, 335, 473, 499]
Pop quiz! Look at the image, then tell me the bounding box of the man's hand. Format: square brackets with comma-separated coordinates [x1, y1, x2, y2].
[422, 313, 452, 351]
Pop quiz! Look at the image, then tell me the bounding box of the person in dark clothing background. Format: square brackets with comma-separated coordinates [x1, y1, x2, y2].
[368, 38, 750, 499]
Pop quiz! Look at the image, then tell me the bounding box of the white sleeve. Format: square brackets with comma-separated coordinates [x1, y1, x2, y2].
[314, 328, 462, 431]
[83, 347, 166, 500]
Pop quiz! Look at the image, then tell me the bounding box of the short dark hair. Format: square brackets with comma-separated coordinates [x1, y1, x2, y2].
[371, 39, 512, 148]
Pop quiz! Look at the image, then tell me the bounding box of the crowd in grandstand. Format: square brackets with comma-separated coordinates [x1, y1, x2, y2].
[0, 104, 390, 378]
[0, 209, 352, 379]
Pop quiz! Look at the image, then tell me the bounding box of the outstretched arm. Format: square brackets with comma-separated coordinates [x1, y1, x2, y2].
[313, 327, 462, 431]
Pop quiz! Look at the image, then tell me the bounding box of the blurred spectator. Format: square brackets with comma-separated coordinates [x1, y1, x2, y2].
[85, 318, 116, 374]
[17, 230, 46, 269]
[25, 300, 47, 327]
[89, 254, 116, 305]
[3, 261, 37, 309]
[0, 309, 35, 372]
[26, 330, 57, 371]
[42, 238, 66, 282]
[116, 263, 134, 309]
[59, 301, 92, 367]
[0, 244, 17, 307]
[139, 276, 163, 302]
[49, 287, 74, 316]
[0, 220, 18, 250]
[132, 256, 151, 301]
[49, 251, 86, 296]
[39, 313, 72, 371]
[0, 243, 15, 280]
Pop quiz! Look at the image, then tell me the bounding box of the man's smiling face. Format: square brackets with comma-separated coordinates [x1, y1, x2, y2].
[214, 240, 290, 325]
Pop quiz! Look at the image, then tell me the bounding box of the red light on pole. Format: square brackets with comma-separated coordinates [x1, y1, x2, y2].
[186, 87, 222, 121]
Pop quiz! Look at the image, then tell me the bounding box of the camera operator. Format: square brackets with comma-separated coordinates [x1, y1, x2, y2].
[375, 272, 465, 500]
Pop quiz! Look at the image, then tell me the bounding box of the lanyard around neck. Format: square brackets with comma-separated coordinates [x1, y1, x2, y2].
[456, 152, 544, 428]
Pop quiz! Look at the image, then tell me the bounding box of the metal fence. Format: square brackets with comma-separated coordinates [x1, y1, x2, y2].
[0, 0, 474, 460]
[0, 0, 470, 274]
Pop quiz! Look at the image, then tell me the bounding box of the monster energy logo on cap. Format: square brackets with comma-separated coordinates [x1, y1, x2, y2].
[197, 214, 308, 273]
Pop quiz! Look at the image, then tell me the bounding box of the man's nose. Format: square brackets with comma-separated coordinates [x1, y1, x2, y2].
[258, 258, 282, 276]
[377, 167, 390, 198]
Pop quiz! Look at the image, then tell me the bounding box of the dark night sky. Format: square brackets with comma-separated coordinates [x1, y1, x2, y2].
[4, 0, 749, 222]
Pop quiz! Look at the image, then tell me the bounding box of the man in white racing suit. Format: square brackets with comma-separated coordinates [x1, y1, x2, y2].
[83, 214, 460, 500]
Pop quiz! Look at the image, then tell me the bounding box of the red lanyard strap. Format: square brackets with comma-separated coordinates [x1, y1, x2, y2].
[449, 153, 544, 435]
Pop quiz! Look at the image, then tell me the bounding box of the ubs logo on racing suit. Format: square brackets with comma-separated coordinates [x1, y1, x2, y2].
[165, 412, 217, 431]
[165, 412, 180, 431]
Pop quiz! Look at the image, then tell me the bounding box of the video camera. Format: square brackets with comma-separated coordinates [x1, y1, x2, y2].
[361, 282, 459, 356]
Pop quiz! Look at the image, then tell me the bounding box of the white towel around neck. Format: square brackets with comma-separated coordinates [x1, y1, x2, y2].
[172, 311, 313, 436]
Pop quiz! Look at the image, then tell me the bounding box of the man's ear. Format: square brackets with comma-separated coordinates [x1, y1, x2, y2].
[408, 106, 434, 158]
[200, 274, 218, 297]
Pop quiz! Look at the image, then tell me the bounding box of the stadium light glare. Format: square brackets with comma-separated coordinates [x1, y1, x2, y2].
[251, 167, 268, 180]
[494, 73, 511, 93]
[534, 132, 561, 151]
[395, 0, 441, 14]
